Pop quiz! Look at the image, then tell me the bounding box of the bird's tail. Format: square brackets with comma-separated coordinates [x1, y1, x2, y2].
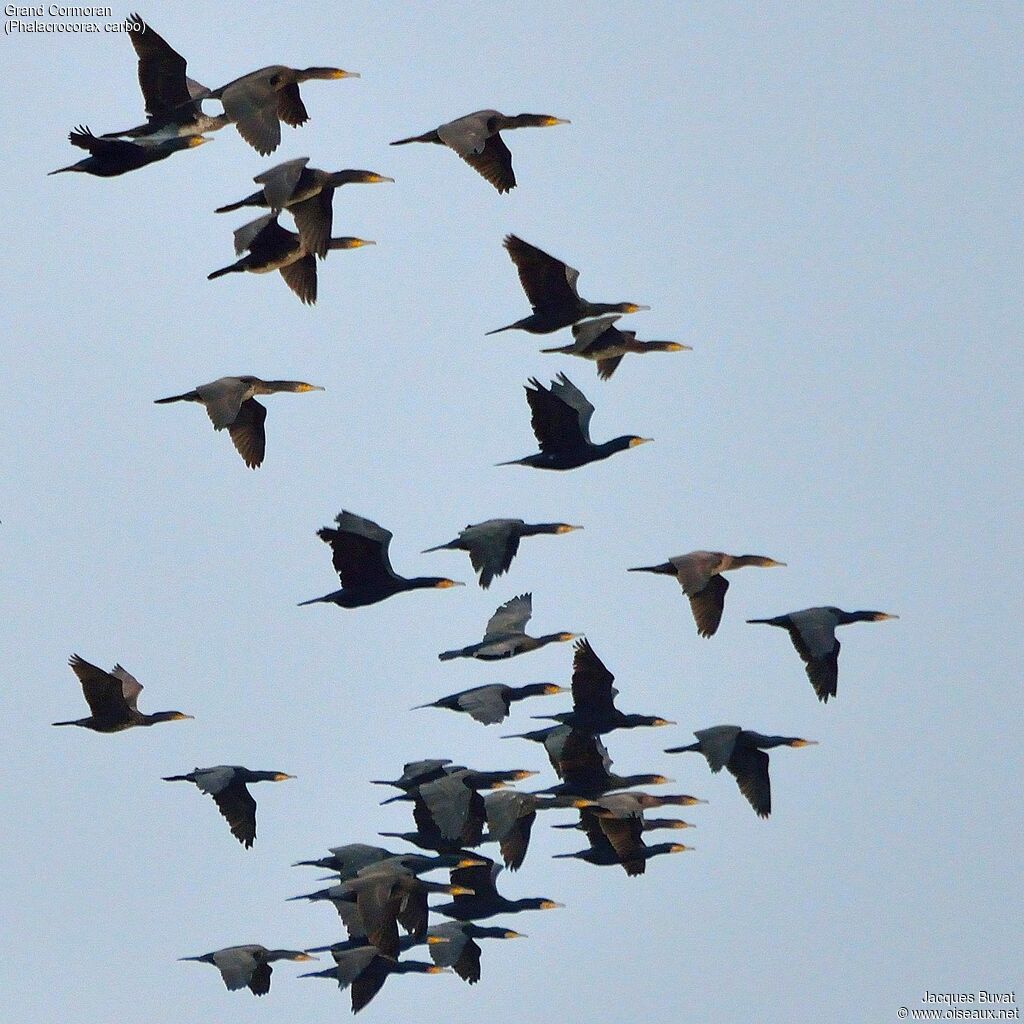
[664, 742, 701, 754]
[153, 391, 197, 404]
[51, 719, 78, 726]
[161, 774, 193, 782]
[390, 131, 438, 145]
[550, 852, 578, 860]
[297, 592, 338, 607]
[627, 563, 675, 575]
[177, 955, 209, 963]
[291, 858, 332, 868]
[410, 699, 440, 710]
[437, 648, 464, 661]
[484, 323, 517, 336]
[378, 793, 409, 805]
[421, 541, 457, 553]
[214, 198, 251, 214]
[745, 617, 776, 625]
[539, 344, 574, 354]
[494, 457, 528, 467]
[207, 263, 242, 280]
[299, 968, 337, 979]
[47, 165, 77, 176]
[550, 822, 581, 830]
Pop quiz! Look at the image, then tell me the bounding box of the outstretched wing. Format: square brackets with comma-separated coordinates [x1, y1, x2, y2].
[450, 130, 516, 193]
[787, 611, 840, 702]
[689, 574, 729, 638]
[727, 746, 771, 817]
[289, 189, 333, 260]
[276, 82, 309, 127]
[110, 664, 144, 710]
[570, 638, 617, 716]
[278, 253, 318, 305]
[126, 14, 193, 115]
[462, 520, 520, 590]
[247, 961, 272, 996]
[68, 654, 132, 720]
[211, 780, 258, 848]
[67, 127, 141, 159]
[483, 593, 532, 640]
[317, 511, 396, 587]
[456, 686, 511, 725]
[220, 75, 282, 155]
[596, 356, 624, 380]
[227, 398, 267, 468]
[503, 234, 580, 311]
[693, 725, 741, 772]
[526, 374, 594, 451]
[254, 157, 309, 208]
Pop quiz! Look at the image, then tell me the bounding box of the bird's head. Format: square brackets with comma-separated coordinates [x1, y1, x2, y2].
[555, 523, 584, 534]
[787, 739, 819, 748]
[272, 772, 297, 782]
[617, 303, 650, 314]
[432, 578, 464, 589]
[628, 436, 654, 448]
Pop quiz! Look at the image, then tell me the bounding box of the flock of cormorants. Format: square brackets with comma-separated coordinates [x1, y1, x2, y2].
[52, 13, 898, 1015]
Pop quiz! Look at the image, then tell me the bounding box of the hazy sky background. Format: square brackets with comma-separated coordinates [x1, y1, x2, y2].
[2, 3, 1021, 1022]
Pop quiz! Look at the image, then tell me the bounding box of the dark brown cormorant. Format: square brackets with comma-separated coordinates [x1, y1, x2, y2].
[666, 726, 817, 818]
[423, 517, 582, 589]
[201, 65, 359, 155]
[412, 682, 567, 725]
[554, 804, 692, 875]
[398, 770, 509, 852]
[498, 374, 652, 470]
[292, 843, 398, 874]
[53, 654, 192, 732]
[102, 14, 228, 141]
[747, 607, 898, 701]
[425, 922, 526, 985]
[433, 857, 563, 921]
[291, 871, 474, 959]
[179, 946, 315, 995]
[391, 110, 568, 193]
[529, 638, 674, 733]
[162, 765, 294, 848]
[215, 158, 393, 258]
[487, 234, 648, 335]
[439, 593, 577, 661]
[506, 725, 674, 799]
[301, 948, 448, 1014]
[300, 510, 463, 608]
[371, 759, 459, 793]
[483, 790, 591, 870]
[49, 126, 208, 177]
[629, 550, 787, 637]
[378, 768, 535, 805]
[542, 314, 691, 379]
[207, 213, 373, 305]
[154, 375, 324, 469]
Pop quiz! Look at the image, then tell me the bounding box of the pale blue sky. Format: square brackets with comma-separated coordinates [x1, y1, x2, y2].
[1, 3, 1021, 1022]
